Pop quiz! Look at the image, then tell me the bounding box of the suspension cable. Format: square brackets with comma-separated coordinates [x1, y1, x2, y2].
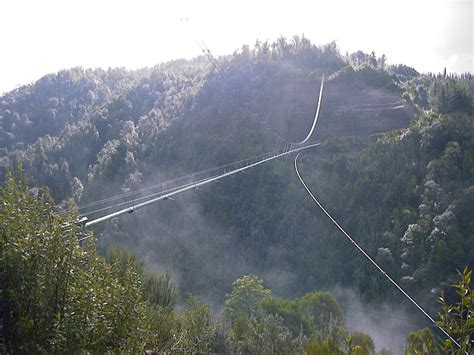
[83, 143, 319, 228]
[78, 73, 325, 225]
[293, 152, 463, 351]
[69, 149, 276, 213]
[299, 75, 324, 144]
[81, 167, 234, 217]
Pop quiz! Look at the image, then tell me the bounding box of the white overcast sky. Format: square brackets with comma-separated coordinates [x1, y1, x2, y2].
[0, 0, 472, 94]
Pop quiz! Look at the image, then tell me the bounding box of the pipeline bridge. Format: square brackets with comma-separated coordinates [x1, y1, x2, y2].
[71, 75, 462, 351]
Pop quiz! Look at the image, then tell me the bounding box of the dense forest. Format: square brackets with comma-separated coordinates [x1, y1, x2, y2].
[1, 36, 473, 353]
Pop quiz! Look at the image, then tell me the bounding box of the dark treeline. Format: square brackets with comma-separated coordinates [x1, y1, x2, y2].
[0, 36, 473, 353]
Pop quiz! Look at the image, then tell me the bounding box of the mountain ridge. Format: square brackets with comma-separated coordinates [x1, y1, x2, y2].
[0, 38, 472, 313]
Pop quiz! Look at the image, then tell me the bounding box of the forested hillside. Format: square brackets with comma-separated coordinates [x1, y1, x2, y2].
[1, 36, 473, 353]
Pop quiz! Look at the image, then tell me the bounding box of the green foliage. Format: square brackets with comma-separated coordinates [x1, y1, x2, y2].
[106, 243, 144, 275]
[305, 337, 345, 354]
[55, 243, 147, 352]
[389, 64, 420, 79]
[405, 266, 474, 354]
[354, 65, 400, 92]
[224, 274, 272, 325]
[106, 245, 178, 308]
[405, 327, 439, 354]
[1, 170, 86, 352]
[260, 297, 312, 336]
[305, 328, 376, 355]
[429, 78, 473, 114]
[173, 295, 217, 353]
[0, 171, 391, 352]
[436, 267, 473, 354]
[0, 171, 216, 353]
[222, 276, 379, 353]
[142, 270, 178, 309]
[233, 313, 307, 354]
[300, 292, 344, 341]
[346, 331, 376, 354]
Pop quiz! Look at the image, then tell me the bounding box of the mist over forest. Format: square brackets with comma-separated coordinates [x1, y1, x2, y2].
[1, 36, 473, 354]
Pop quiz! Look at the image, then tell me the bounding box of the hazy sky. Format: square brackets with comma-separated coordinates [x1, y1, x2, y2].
[0, 0, 472, 94]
